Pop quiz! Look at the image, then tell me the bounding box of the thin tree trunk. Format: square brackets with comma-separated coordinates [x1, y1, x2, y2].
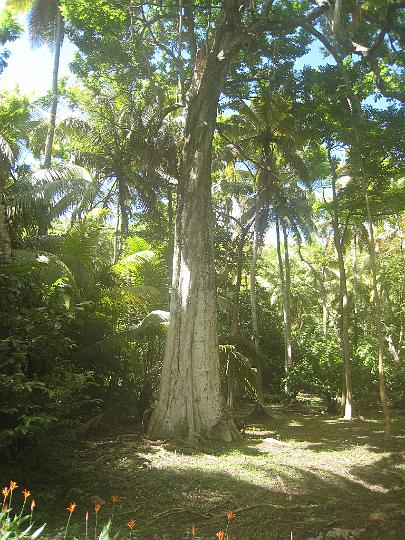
[113, 201, 120, 264]
[281, 220, 292, 370]
[149, 18, 242, 441]
[227, 226, 247, 410]
[329, 150, 352, 420]
[364, 191, 392, 437]
[353, 232, 359, 349]
[322, 268, 328, 336]
[276, 216, 289, 389]
[177, 0, 185, 103]
[250, 191, 260, 354]
[0, 173, 11, 265]
[117, 174, 129, 249]
[167, 186, 175, 281]
[231, 228, 247, 336]
[43, 9, 63, 169]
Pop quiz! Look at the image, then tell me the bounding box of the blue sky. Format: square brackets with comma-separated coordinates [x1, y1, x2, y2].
[0, 0, 77, 97]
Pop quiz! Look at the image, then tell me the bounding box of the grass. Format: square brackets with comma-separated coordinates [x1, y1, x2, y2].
[1, 405, 405, 539]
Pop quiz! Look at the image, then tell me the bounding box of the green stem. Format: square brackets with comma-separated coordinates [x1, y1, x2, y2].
[64, 513, 72, 540]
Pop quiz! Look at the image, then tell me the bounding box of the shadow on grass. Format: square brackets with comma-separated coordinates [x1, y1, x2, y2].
[239, 407, 405, 454]
[1, 412, 405, 539]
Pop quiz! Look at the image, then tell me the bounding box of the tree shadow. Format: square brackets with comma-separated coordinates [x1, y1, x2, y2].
[2, 414, 405, 539]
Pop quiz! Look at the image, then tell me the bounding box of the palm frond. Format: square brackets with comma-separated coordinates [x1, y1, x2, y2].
[113, 250, 156, 277]
[12, 248, 79, 290]
[219, 344, 263, 402]
[32, 164, 93, 187]
[29, 0, 61, 48]
[278, 140, 311, 186]
[108, 286, 163, 311]
[76, 310, 170, 363]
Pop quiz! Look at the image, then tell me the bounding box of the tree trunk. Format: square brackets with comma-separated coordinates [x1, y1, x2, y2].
[231, 227, 247, 336]
[0, 173, 11, 265]
[329, 153, 352, 420]
[167, 186, 175, 281]
[117, 175, 129, 241]
[353, 232, 359, 349]
[250, 192, 260, 354]
[113, 201, 120, 264]
[43, 9, 63, 169]
[227, 227, 247, 409]
[149, 19, 242, 441]
[275, 216, 290, 390]
[364, 191, 392, 437]
[281, 220, 292, 370]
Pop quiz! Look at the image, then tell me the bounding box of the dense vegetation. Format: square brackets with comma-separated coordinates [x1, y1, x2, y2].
[0, 0, 404, 537]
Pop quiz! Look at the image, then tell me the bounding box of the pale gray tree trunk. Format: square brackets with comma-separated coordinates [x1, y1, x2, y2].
[329, 151, 352, 420]
[281, 220, 292, 370]
[228, 226, 248, 409]
[0, 173, 11, 265]
[167, 186, 175, 281]
[364, 191, 392, 437]
[113, 201, 120, 264]
[322, 270, 329, 336]
[353, 232, 359, 349]
[276, 217, 290, 388]
[149, 18, 242, 441]
[250, 192, 260, 354]
[43, 9, 63, 169]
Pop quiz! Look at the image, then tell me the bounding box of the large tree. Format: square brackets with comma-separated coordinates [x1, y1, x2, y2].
[147, 2, 327, 439]
[61, 0, 334, 439]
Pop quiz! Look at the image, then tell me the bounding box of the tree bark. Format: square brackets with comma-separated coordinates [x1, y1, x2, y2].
[329, 151, 352, 421]
[43, 8, 63, 169]
[113, 200, 120, 264]
[0, 173, 11, 265]
[364, 190, 392, 437]
[276, 216, 290, 390]
[167, 186, 175, 281]
[281, 220, 292, 370]
[353, 231, 359, 349]
[231, 227, 247, 336]
[149, 14, 242, 441]
[250, 191, 260, 354]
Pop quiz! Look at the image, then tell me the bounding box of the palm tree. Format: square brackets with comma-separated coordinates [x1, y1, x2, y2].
[60, 86, 179, 261]
[6, 0, 64, 167]
[218, 84, 312, 387]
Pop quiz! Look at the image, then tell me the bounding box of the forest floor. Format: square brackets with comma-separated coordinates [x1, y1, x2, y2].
[2, 404, 405, 540]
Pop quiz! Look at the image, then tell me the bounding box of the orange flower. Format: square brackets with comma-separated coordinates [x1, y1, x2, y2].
[95, 502, 102, 513]
[128, 518, 136, 530]
[9, 481, 17, 492]
[22, 489, 31, 500]
[216, 531, 225, 540]
[111, 495, 119, 503]
[226, 510, 236, 521]
[67, 502, 76, 513]
[2, 487, 9, 499]
[30, 499, 36, 511]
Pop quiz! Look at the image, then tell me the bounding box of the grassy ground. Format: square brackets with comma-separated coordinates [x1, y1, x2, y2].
[2, 405, 405, 539]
